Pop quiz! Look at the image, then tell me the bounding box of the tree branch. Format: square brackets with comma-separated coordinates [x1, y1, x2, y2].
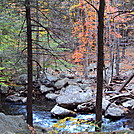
[107, 8, 134, 15]
[84, 0, 99, 13]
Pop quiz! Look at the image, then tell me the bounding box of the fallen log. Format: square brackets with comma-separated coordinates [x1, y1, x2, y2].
[116, 72, 134, 92]
[104, 93, 134, 116]
[109, 93, 134, 102]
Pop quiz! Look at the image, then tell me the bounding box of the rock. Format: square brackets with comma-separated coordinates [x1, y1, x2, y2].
[88, 74, 96, 79]
[45, 93, 59, 100]
[34, 124, 52, 134]
[65, 73, 75, 79]
[68, 80, 77, 85]
[5, 95, 27, 104]
[60, 85, 83, 94]
[21, 97, 27, 104]
[40, 73, 58, 82]
[102, 98, 111, 111]
[122, 99, 134, 109]
[54, 78, 69, 89]
[39, 85, 54, 94]
[0, 86, 9, 94]
[78, 84, 89, 90]
[51, 105, 76, 118]
[56, 92, 93, 109]
[105, 103, 126, 118]
[19, 90, 27, 97]
[40, 79, 54, 87]
[71, 78, 82, 83]
[82, 79, 91, 84]
[0, 112, 30, 134]
[15, 74, 35, 85]
[16, 74, 28, 85]
[84, 87, 93, 94]
[58, 73, 66, 79]
[126, 84, 134, 90]
[59, 73, 75, 79]
[14, 85, 26, 91]
[77, 100, 95, 113]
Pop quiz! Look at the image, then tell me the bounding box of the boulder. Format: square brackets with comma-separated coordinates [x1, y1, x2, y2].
[68, 80, 78, 85]
[102, 98, 111, 111]
[122, 99, 134, 109]
[40, 73, 58, 82]
[77, 100, 95, 113]
[0, 86, 9, 94]
[59, 73, 75, 79]
[45, 93, 59, 100]
[82, 79, 91, 84]
[16, 74, 28, 85]
[105, 103, 126, 118]
[54, 78, 69, 89]
[126, 84, 134, 90]
[88, 74, 96, 79]
[84, 87, 93, 94]
[56, 92, 93, 109]
[5, 95, 27, 104]
[73, 78, 82, 83]
[51, 105, 76, 118]
[34, 124, 52, 134]
[78, 84, 89, 90]
[39, 85, 54, 93]
[15, 74, 35, 85]
[60, 85, 83, 94]
[64, 73, 75, 79]
[40, 79, 54, 87]
[14, 86, 26, 91]
[0, 112, 30, 134]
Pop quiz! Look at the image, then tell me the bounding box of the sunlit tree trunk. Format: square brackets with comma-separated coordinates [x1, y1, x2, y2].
[25, 0, 33, 126]
[95, 0, 105, 131]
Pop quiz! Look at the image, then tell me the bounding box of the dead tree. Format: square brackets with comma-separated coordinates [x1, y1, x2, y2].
[25, 0, 33, 126]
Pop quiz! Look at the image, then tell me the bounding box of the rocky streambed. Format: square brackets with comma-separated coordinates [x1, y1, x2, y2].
[1, 98, 134, 133]
[0, 71, 134, 133]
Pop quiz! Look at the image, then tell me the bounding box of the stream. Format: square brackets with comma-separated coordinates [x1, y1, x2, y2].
[1, 98, 133, 133]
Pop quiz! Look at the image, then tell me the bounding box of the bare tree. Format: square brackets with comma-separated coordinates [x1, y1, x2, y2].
[25, 0, 33, 126]
[85, 0, 105, 131]
[96, 0, 105, 131]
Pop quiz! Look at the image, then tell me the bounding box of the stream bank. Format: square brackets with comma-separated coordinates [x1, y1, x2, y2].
[0, 97, 134, 133]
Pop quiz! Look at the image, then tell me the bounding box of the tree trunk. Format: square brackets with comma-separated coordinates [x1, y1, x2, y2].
[95, 0, 105, 131]
[115, 26, 120, 76]
[36, 0, 40, 79]
[25, 0, 33, 126]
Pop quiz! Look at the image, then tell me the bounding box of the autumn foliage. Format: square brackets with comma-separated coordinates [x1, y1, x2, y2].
[71, 0, 133, 64]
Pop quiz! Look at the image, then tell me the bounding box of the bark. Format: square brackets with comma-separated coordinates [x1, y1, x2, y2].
[95, 0, 105, 131]
[25, 0, 33, 126]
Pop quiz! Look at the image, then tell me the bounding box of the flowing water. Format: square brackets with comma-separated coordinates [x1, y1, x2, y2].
[0, 98, 133, 133]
